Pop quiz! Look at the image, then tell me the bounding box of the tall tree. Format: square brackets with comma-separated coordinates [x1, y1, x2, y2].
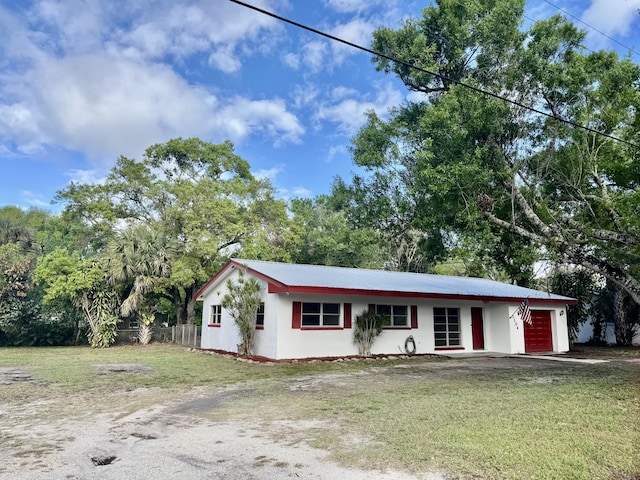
[105, 225, 172, 343]
[344, 1, 640, 299]
[56, 138, 291, 324]
[0, 208, 41, 328]
[34, 248, 118, 347]
[289, 196, 384, 268]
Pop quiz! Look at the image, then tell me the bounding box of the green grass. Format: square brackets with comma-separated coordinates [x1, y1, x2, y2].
[0, 345, 638, 479]
[569, 344, 640, 359]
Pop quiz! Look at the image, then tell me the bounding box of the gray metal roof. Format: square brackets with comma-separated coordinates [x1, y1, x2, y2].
[231, 259, 575, 303]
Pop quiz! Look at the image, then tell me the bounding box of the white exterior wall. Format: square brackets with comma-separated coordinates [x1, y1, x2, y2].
[200, 276, 571, 359]
[483, 303, 512, 352]
[273, 293, 355, 358]
[577, 320, 640, 346]
[552, 309, 570, 352]
[199, 269, 272, 355]
[268, 295, 570, 359]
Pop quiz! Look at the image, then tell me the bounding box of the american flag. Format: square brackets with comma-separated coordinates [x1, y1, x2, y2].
[518, 299, 532, 326]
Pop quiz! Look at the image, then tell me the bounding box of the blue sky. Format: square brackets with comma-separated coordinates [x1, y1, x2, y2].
[1, 0, 639, 211]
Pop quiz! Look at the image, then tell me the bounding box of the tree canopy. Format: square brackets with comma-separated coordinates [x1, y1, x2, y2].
[56, 138, 291, 324]
[338, 0, 640, 301]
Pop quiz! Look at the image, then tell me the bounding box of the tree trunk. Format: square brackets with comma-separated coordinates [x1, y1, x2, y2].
[186, 293, 196, 325]
[613, 286, 627, 346]
[172, 288, 186, 325]
[613, 286, 638, 346]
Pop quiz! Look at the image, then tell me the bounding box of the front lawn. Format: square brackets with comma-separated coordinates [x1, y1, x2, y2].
[0, 345, 637, 479]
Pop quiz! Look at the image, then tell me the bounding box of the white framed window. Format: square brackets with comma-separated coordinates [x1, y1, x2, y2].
[375, 304, 408, 327]
[209, 305, 222, 325]
[302, 302, 340, 327]
[256, 303, 265, 327]
[128, 319, 139, 329]
[433, 307, 461, 347]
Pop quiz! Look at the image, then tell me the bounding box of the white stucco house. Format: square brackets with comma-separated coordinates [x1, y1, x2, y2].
[195, 259, 576, 360]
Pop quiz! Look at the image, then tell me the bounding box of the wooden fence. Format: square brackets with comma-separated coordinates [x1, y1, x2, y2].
[115, 325, 201, 347]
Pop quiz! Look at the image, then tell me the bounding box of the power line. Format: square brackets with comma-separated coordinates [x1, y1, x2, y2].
[229, 0, 639, 149]
[540, 0, 639, 60]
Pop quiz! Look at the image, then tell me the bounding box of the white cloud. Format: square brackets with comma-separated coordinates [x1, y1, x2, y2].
[66, 168, 108, 185]
[20, 190, 50, 208]
[116, 0, 286, 72]
[291, 84, 319, 109]
[302, 41, 328, 71]
[2, 54, 219, 160]
[17, 0, 285, 71]
[272, 185, 313, 201]
[281, 52, 300, 69]
[0, 51, 304, 164]
[324, 0, 390, 14]
[292, 186, 313, 197]
[253, 164, 284, 181]
[0, 0, 304, 166]
[581, 0, 640, 39]
[328, 17, 376, 61]
[30, 0, 113, 54]
[326, 144, 347, 163]
[208, 43, 243, 74]
[315, 81, 403, 135]
[219, 97, 304, 145]
[330, 86, 358, 101]
[297, 18, 374, 73]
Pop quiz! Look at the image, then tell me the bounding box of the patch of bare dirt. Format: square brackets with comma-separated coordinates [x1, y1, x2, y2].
[93, 363, 154, 374]
[0, 367, 33, 385]
[0, 392, 441, 480]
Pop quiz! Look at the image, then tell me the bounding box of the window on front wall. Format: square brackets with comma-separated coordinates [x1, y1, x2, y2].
[302, 302, 340, 327]
[433, 307, 460, 347]
[209, 305, 222, 325]
[256, 302, 265, 327]
[375, 304, 408, 327]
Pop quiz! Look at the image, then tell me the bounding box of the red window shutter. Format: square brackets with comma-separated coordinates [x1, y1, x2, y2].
[292, 301, 301, 329]
[411, 305, 418, 329]
[368, 304, 375, 313]
[344, 303, 352, 329]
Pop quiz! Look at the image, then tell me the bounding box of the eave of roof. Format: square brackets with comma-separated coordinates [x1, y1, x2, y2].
[194, 259, 577, 305]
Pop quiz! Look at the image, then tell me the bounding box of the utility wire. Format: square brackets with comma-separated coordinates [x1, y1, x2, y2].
[229, 0, 639, 149]
[541, 0, 639, 60]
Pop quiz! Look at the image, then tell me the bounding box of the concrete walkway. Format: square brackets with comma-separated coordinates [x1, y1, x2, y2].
[520, 354, 609, 364]
[439, 351, 610, 364]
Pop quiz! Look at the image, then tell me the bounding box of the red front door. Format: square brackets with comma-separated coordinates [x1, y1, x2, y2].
[524, 310, 553, 353]
[471, 307, 485, 350]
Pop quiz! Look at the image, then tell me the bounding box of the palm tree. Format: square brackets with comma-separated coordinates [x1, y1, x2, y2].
[105, 225, 171, 344]
[0, 208, 40, 254]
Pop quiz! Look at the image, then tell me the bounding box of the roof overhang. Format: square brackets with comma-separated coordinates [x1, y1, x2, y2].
[195, 259, 577, 305]
[267, 284, 578, 305]
[194, 259, 288, 301]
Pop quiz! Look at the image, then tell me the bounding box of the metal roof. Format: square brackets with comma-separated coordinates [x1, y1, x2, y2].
[210, 259, 575, 303]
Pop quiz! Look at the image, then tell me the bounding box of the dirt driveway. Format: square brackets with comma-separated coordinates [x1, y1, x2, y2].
[0, 355, 630, 480]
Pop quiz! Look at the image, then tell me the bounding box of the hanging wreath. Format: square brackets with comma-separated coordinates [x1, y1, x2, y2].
[404, 335, 417, 355]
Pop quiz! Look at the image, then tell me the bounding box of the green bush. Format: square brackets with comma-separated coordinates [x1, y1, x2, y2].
[353, 310, 387, 356]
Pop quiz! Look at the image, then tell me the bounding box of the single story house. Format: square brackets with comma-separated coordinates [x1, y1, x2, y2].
[195, 259, 576, 360]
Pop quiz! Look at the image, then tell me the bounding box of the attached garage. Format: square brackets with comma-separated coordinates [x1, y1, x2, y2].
[524, 310, 553, 353]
